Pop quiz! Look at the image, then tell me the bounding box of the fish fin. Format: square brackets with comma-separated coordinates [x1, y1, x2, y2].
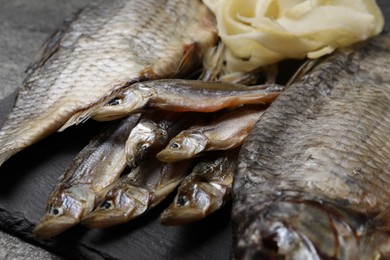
[373, 206, 390, 231]
[361, 230, 390, 258]
[175, 43, 202, 78]
[58, 106, 97, 131]
[358, 206, 390, 258]
[286, 58, 323, 86]
[58, 110, 89, 132]
[58, 99, 110, 132]
[58, 87, 129, 131]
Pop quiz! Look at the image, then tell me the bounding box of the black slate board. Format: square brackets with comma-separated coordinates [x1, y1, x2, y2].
[0, 92, 233, 259]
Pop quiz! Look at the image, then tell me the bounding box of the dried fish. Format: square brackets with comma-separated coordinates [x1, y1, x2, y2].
[82, 159, 192, 228]
[90, 79, 281, 121]
[233, 34, 390, 259]
[33, 115, 140, 239]
[157, 105, 266, 162]
[0, 0, 217, 167]
[125, 112, 198, 168]
[160, 149, 238, 225]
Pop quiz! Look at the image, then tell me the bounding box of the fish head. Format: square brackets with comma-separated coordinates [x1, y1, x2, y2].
[91, 87, 149, 121]
[126, 120, 166, 167]
[233, 200, 362, 259]
[82, 184, 150, 228]
[126, 141, 152, 168]
[33, 186, 94, 239]
[156, 132, 207, 162]
[160, 177, 221, 225]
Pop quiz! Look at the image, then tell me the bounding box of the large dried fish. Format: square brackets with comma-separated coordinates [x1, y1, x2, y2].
[33, 115, 140, 239]
[233, 34, 390, 259]
[0, 0, 217, 166]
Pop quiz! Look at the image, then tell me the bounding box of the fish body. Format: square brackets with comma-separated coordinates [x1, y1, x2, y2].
[160, 149, 238, 226]
[233, 34, 390, 259]
[33, 115, 140, 239]
[157, 106, 266, 162]
[0, 0, 217, 166]
[90, 79, 282, 121]
[82, 158, 192, 228]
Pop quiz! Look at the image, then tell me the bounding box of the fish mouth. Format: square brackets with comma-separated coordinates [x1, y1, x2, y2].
[33, 215, 79, 239]
[91, 106, 129, 121]
[82, 209, 129, 229]
[156, 150, 188, 162]
[160, 206, 205, 226]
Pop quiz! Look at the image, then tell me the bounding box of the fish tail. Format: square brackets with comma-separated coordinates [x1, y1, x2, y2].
[233, 200, 364, 259]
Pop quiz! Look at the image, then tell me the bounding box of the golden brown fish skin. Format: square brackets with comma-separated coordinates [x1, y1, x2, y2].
[233, 34, 390, 259]
[156, 105, 266, 162]
[125, 112, 177, 168]
[0, 0, 217, 166]
[33, 114, 140, 239]
[90, 79, 282, 121]
[82, 158, 192, 229]
[160, 149, 238, 226]
[125, 111, 199, 168]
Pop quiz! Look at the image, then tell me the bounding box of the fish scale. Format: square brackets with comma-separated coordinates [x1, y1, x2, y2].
[0, 0, 217, 167]
[234, 34, 390, 259]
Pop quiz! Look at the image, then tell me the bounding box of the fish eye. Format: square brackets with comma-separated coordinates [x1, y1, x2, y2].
[176, 195, 188, 207]
[203, 164, 214, 173]
[170, 142, 181, 149]
[49, 206, 64, 216]
[99, 199, 114, 210]
[141, 143, 150, 151]
[107, 97, 122, 106]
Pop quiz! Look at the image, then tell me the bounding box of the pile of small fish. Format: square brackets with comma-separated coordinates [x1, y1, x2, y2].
[1, 0, 390, 259]
[0, 0, 280, 239]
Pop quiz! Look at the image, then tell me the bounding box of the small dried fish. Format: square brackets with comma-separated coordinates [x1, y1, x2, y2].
[160, 149, 238, 225]
[125, 112, 198, 168]
[0, 0, 217, 167]
[233, 34, 390, 259]
[157, 106, 266, 162]
[90, 79, 281, 121]
[82, 159, 192, 229]
[33, 115, 140, 239]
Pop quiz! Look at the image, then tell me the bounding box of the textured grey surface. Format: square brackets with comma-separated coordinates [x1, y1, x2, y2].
[0, 1, 90, 259]
[0, 231, 59, 260]
[0, 0, 92, 98]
